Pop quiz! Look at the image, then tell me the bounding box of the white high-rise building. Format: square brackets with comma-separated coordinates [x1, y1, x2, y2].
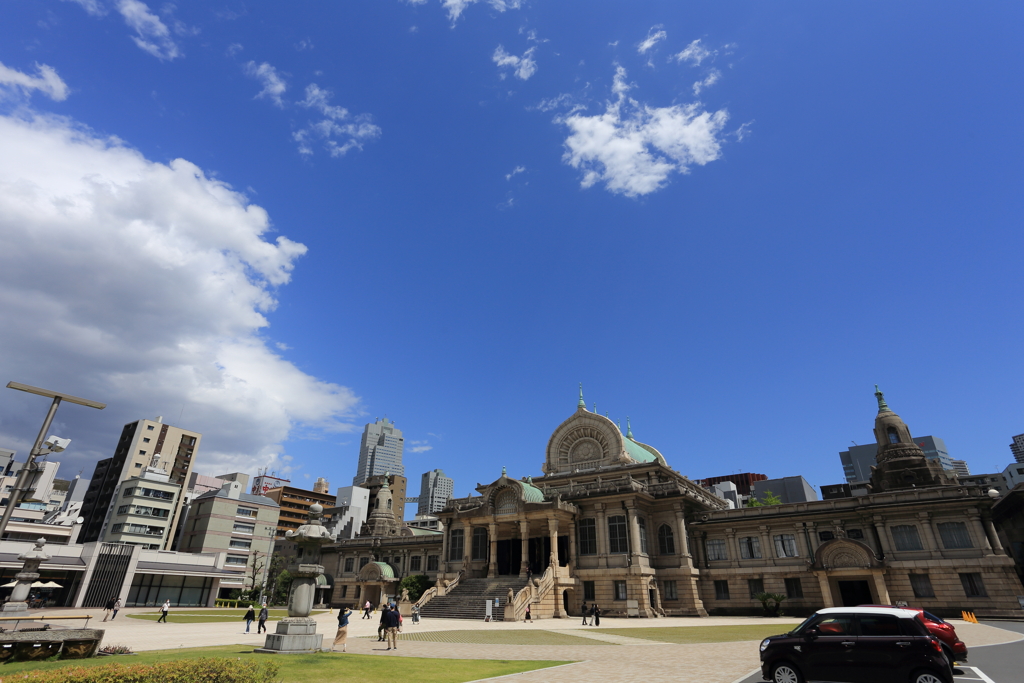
[1010, 433, 1024, 464]
[352, 417, 404, 485]
[418, 469, 454, 516]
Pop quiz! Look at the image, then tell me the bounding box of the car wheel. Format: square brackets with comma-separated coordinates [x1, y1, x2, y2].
[770, 662, 804, 683]
[909, 670, 945, 683]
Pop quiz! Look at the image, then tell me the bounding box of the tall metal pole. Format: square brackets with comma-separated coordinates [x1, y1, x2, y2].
[0, 396, 61, 540]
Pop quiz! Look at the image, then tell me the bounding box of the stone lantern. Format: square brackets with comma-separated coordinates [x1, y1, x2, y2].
[255, 503, 335, 654]
[2, 537, 50, 613]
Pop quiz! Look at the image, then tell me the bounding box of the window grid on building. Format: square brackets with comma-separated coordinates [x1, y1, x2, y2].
[449, 528, 465, 562]
[706, 538, 728, 561]
[960, 573, 987, 597]
[471, 527, 488, 561]
[578, 519, 597, 555]
[657, 524, 675, 555]
[714, 580, 730, 600]
[891, 525, 924, 551]
[937, 522, 973, 549]
[909, 574, 935, 598]
[739, 536, 761, 559]
[608, 516, 628, 554]
[773, 534, 798, 558]
[784, 578, 803, 598]
[662, 580, 678, 600]
[583, 581, 595, 601]
[748, 578, 764, 597]
[614, 580, 627, 600]
[637, 517, 648, 554]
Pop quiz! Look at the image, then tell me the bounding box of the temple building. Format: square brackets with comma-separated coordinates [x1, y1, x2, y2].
[322, 387, 1023, 621]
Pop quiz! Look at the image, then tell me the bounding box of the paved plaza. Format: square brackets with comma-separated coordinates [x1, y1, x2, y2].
[28, 608, 1024, 683]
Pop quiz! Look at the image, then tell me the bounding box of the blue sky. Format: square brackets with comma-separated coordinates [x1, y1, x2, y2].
[0, 2, 1021, 513]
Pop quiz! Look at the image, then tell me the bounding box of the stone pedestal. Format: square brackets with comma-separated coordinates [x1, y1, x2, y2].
[253, 618, 323, 654]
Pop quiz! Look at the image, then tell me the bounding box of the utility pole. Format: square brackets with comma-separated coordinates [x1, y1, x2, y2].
[0, 382, 105, 540]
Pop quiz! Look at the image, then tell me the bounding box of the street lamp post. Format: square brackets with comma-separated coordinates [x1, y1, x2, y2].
[0, 382, 105, 541]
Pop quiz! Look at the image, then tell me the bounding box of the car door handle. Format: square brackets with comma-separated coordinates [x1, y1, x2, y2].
[841, 641, 856, 647]
[895, 641, 911, 647]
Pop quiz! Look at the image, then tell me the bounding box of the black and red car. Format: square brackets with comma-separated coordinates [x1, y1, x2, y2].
[759, 606, 953, 683]
[862, 605, 967, 663]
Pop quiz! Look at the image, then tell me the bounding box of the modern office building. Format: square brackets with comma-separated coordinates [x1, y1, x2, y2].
[960, 472, 1011, 496]
[697, 473, 767, 496]
[1011, 434, 1024, 464]
[79, 417, 201, 550]
[750, 475, 818, 503]
[263, 484, 336, 538]
[104, 466, 181, 549]
[352, 417, 404, 485]
[313, 477, 330, 494]
[1002, 463, 1024, 491]
[841, 435, 954, 486]
[951, 459, 971, 477]
[177, 479, 280, 598]
[418, 469, 454, 516]
[325, 485, 371, 540]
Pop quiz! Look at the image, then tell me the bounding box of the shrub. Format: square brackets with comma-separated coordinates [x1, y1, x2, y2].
[99, 644, 134, 654]
[17, 657, 279, 683]
[397, 574, 433, 602]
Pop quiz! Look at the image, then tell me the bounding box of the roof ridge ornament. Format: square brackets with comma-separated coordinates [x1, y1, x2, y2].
[578, 383, 586, 410]
[626, 417, 634, 440]
[874, 384, 890, 413]
[501, 466, 507, 477]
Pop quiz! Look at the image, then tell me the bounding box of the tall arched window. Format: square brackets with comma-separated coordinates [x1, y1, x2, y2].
[471, 527, 489, 561]
[448, 528, 464, 561]
[386, 498, 392, 509]
[658, 524, 676, 555]
[887, 426, 899, 444]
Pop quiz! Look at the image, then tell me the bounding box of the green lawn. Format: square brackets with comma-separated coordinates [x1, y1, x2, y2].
[0, 645, 569, 683]
[592, 623, 797, 644]
[127, 609, 325, 623]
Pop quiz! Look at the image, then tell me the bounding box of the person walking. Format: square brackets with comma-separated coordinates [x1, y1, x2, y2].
[382, 604, 401, 650]
[411, 604, 420, 625]
[111, 598, 121, 620]
[102, 597, 115, 622]
[243, 604, 256, 633]
[156, 599, 170, 623]
[580, 601, 588, 626]
[377, 604, 389, 641]
[257, 602, 269, 634]
[592, 604, 601, 627]
[524, 604, 531, 622]
[332, 606, 353, 652]
[362, 600, 372, 619]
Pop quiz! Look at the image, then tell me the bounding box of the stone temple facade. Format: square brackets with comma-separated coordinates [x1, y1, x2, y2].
[323, 388, 1024, 621]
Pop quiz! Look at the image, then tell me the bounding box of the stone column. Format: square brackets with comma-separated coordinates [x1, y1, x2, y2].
[627, 507, 643, 565]
[440, 522, 450, 574]
[595, 504, 608, 568]
[568, 521, 577, 569]
[983, 516, 1002, 553]
[519, 520, 530, 577]
[967, 511, 994, 554]
[674, 507, 692, 564]
[548, 517, 560, 568]
[758, 526, 775, 566]
[872, 517, 891, 558]
[793, 523, 812, 558]
[463, 523, 472, 567]
[488, 522, 498, 578]
[917, 512, 941, 558]
[871, 571, 891, 604]
[725, 528, 740, 568]
[815, 572, 834, 608]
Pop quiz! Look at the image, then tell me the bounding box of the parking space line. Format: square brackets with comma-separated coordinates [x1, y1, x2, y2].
[961, 666, 996, 683]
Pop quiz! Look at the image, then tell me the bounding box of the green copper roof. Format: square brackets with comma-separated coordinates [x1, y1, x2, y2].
[622, 436, 658, 463]
[520, 477, 545, 503]
[874, 384, 891, 413]
[372, 561, 395, 579]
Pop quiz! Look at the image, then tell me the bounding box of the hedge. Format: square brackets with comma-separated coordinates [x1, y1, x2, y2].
[12, 658, 279, 683]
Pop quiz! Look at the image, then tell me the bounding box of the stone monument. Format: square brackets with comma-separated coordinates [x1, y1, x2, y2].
[2, 537, 50, 613]
[255, 503, 335, 654]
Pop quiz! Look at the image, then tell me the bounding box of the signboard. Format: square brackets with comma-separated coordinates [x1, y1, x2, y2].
[251, 474, 290, 495]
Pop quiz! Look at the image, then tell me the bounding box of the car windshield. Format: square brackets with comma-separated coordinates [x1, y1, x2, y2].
[792, 614, 819, 634]
[922, 611, 946, 624]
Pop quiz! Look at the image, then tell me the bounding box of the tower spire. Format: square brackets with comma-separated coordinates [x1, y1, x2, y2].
[874, 384, 890, 413]
[626, 417, 633, 439]
[578, 383, 586, 409]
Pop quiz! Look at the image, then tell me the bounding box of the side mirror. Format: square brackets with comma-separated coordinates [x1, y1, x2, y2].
[804, 627, 820, 639]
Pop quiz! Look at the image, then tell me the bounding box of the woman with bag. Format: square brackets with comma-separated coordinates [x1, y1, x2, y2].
[243, 604, 256, 633]
[332, 606, 353, 652]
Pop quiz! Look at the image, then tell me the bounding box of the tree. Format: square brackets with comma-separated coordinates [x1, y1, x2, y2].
[747, 489, 783, 507]
[398, 574, 433, 602]
[754, 592, 787, 617]
[247, 550, 268, 596]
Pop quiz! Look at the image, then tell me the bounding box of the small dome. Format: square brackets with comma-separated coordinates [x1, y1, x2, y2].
[309, 503, 323, 514]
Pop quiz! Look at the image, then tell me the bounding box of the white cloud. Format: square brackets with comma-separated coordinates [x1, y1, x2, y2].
[505, 165, 525, 180]
[60, 0, 106, 16]
[692, 68, 721, 95]
[492, 45, 537, 81]
[244, 61, 287, 107]
[558, 66, 729, 197]
[672, 39, 713, 66]
[409, 440, 433, 453]
[734, 121, 753, 141]
[0, 110, 361, 475]
[117, 0, 180, 60]
[295, 38, 314, 51]
[294, 84, 381, 157]
[637, 26, 666, 54]
[0, 61, 69, 101]
[404, 0, 428, 4]
[521, 28, 547, 43]
[441, 0, 522, 24]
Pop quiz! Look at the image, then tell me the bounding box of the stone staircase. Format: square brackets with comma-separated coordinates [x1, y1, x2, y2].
[418, 577, 527, 621]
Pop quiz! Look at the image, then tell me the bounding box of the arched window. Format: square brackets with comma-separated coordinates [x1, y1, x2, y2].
[448, 528, 464, 561]
[658, 524, 675, 555]
[374, 498, 379, 509]
[495, 488, 518, 515]
[887, 427, 899, 444]
[386, 498, 392, 509]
